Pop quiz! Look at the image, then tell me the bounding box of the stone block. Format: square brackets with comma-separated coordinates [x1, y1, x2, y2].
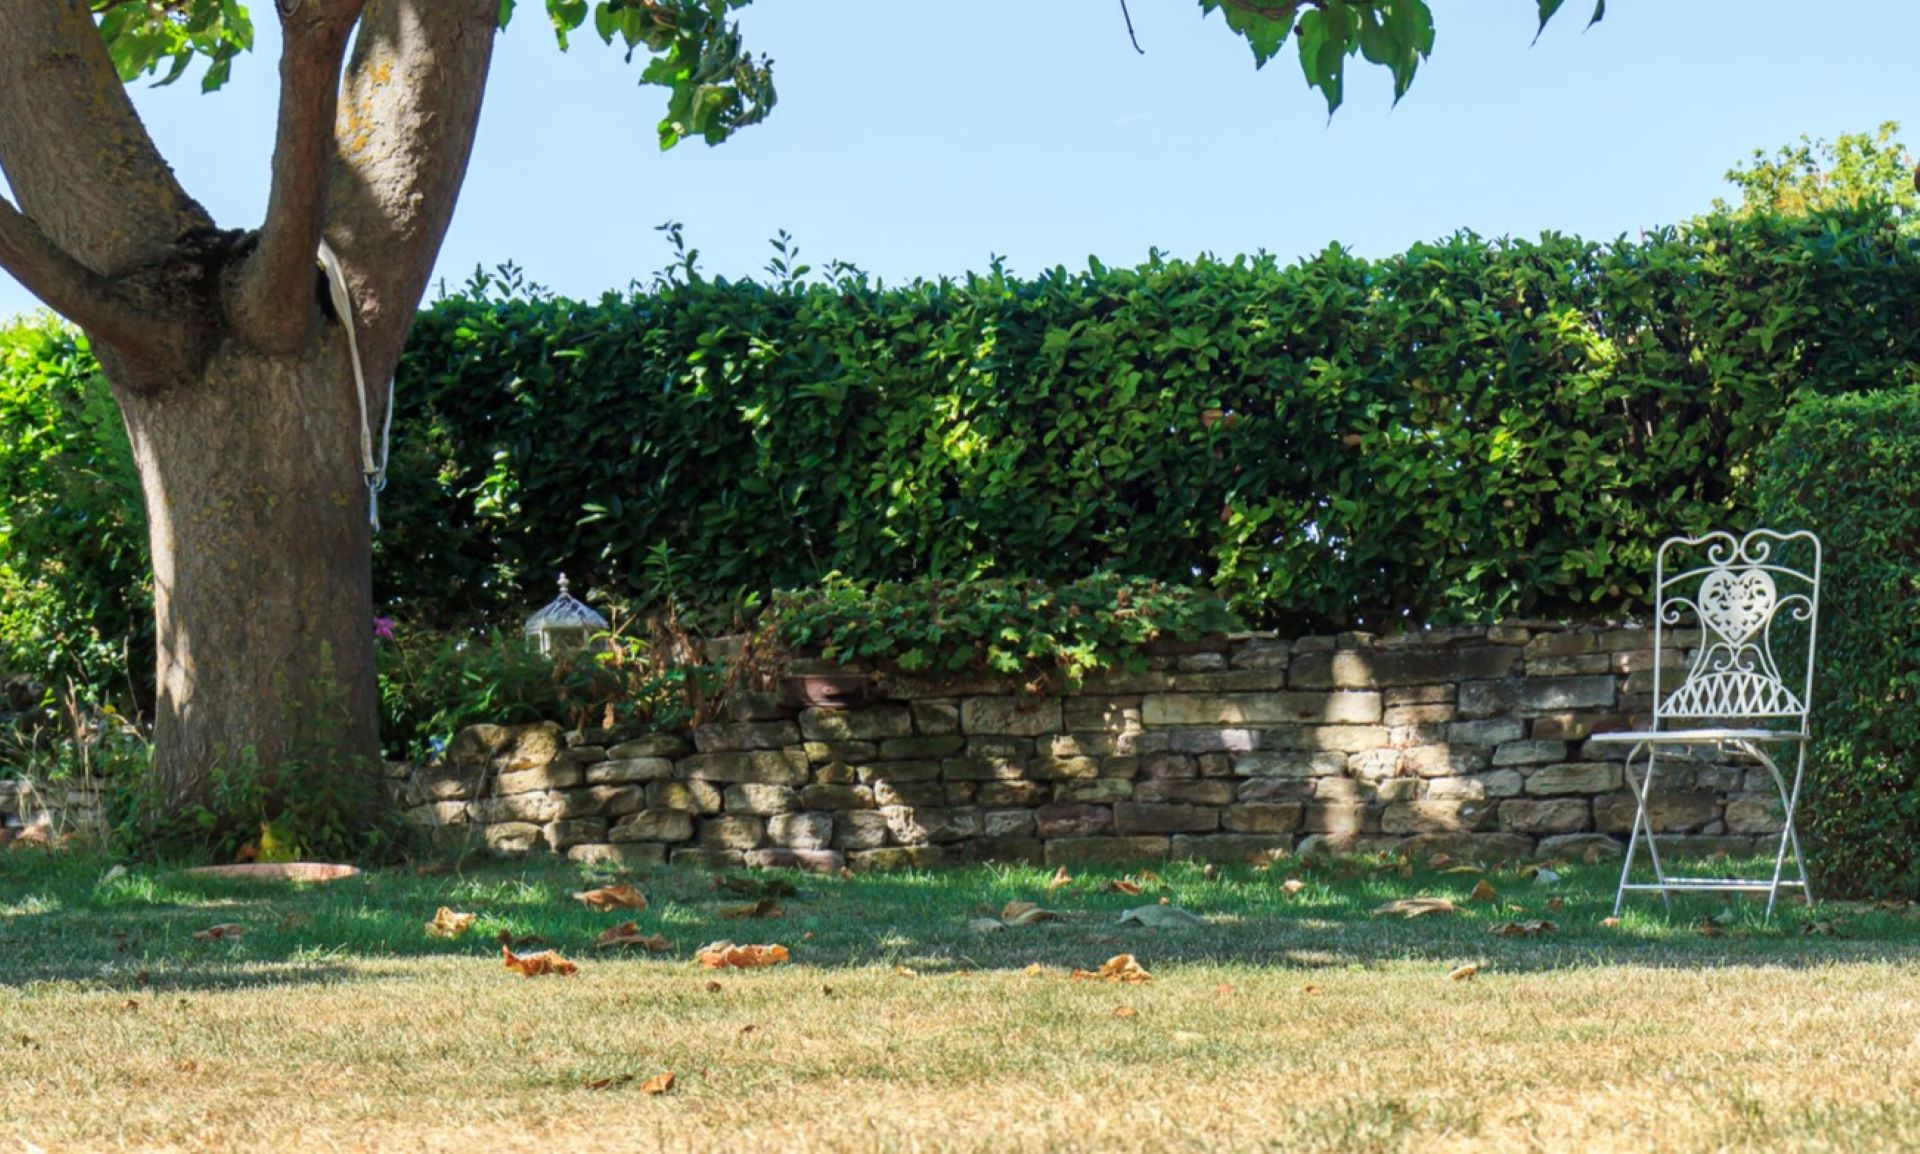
[1176, 651, 1229, 672]
[670, 849, 746, 870]
[567, 842, 667, 868]
[610, 809, 695, 843]
[724, 783, 799, 815]
[1168, 728, 1264, 753]
[647, 780, 723, 814]
[1063, 698, 1144, 733]
[1141, 691, 1382, 727]
[984, 809, 1038, 838]
[911, 701, 962, 736]
[1305, 803, 1380, 835]
[1042, 836, 1170, 865]
[871, 780, 946, 808]
[961, 697, 1064, 737]
[1492, 740, 1570, 767]
[542, 818, 606, 852]
[693, 720, 802, 752]
[1197, 753, 1235, 777]
[1525, 763, 1622, 796]
[1385, 684, 1457, 706]
[1236, 750, 1348, 778]
[1446, 719, 1528, 746]
[494, 762, 583, 796]
[1052, 779, 1136, 804]
[1222, 803, 1304, 834]
[1265, 726, 1393, 754]
[722, 691, 788, 722]
[1401, 833, 1534, 863]
[1498, 799, 1592, 834]
[767, 812, 834, 850]
[580, 785, 646, 817]
[1529, 713, 1622, 742]
[799, 784, 875, 811]
[967, 735, 1036, 760]
[1035, 803, 1114, 838]
[1134, 779, 1235, 806]
[1230, 638, 1292, 669]
[744, 848, 846, 872]
[1139, 752, 1198, 780]
[1295, 833, 1401, 858]
[1165, 669, 1288, 692]
[848, 846, 951, 871]
[1536, 833, 1624, 862]
[415, 761, 486, 801]
[1383, 703, 1457, 726]
[1401, 745, 1493, 778]
[1486, 625, 1531, 646]
[1424, 771, 1525, 801]
[482, 822, 542, 855]
[1593, 791, 1720, 834]
[585, 757, 675, 785]
[607, 734, 692, 759]
[976, 781, 1051, 807]
[880, 735, 967, 759]
[698, 815, 766, 850]
[1113, 802, 1219, 835]
[1238, 778, 1317, 803]
[1525, 654, 1614, 677]
[1724, 797, 1784, 835]
[447, 723, 512, 765]
[1171, 833, 1294, 862]
[1523, 631, 1598, 659]
[1459, 677, 1617, 718]
[1026, 756, 1100, 782]
[832, 810, 893, 851]
[1380, 800, 1495, 835]
[471, 792, 570, 825]
[493, 724, 563, 771]
[681, 750, 809, 786]
[800, 705, 914, 742]
[940, 756, 1026, 782]
[806, 740, 878, 764]
[883, 805, 981, 844]
[1292, 646, 1519, 690]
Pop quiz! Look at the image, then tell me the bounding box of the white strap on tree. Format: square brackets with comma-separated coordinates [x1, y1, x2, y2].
[316, 239, 394, 532]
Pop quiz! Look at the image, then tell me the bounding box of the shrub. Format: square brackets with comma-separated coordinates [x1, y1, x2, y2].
[1754, 387, 1920, 898]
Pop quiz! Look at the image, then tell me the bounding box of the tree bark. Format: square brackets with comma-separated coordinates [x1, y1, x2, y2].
[117, 334, 379, 812]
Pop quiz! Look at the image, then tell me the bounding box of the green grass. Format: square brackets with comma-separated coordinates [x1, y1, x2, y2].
[4, 847, 1920, 1151]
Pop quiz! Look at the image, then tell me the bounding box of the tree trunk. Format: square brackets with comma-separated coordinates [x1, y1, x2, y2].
[116, 335, 380, 813]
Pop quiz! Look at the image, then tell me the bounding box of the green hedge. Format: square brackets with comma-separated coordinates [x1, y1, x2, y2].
[1755, 388, 1920, 899]
[381, 208, 1920, 630]
[4, 207, 1920, 710]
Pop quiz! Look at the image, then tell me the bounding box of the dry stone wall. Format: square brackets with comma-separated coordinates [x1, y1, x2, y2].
[393, 621, 1787, 871]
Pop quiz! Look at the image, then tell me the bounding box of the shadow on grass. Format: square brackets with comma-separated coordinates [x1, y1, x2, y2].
[4, 848, 1918, 988]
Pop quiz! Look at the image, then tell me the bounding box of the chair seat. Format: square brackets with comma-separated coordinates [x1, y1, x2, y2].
[1587, 728, 1809, 745]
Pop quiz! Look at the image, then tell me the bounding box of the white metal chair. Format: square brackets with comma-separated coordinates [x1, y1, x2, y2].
[1589, 528, 1822, 919]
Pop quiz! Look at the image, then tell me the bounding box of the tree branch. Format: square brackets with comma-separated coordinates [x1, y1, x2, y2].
[232, 3, 366, 352]
[323, 0, 499, 377]
[0, 196, 149, 351]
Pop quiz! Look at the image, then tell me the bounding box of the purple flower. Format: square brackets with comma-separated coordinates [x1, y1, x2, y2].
[373, 616, 396, 641]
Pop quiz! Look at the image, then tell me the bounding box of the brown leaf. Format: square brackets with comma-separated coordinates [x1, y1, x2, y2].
[999, 901, 1060, 926]
[1802, 919, 1838, 937]
[1214, 983, 1237, 996]
[1468, 880, 1498, 904]
[1046, 866, 1074, 892]
[425, 907, 477, 940]
[640, 1072, 676, 1095]
[1448, 963, 1480, 982]
[1371, 898, 1458, 919]
[413, 861, 454, 876]
[192, 924, 245, 941]
[694, 941, 789, 969]
[1443, 865, 1486, 875]
[1695, 921, 1724, 938]
[584, 1074, 634, 1091]
[497, 929, 549, 949]
[1105, 879, 1144, 896]
[1303, 984, 1322, 995]
[892, 966, 917, 978]
[1111, 1005, 1138, 1019]
[594, 922, 673, 952]
[1071, 953, 1151, 984]
[1600, 916, 1621, 929]
[121, 999, 139, 1012]
[502, 944, 579, 977]
[1545, 897, 1566, 913]
[1489, 920, 1557, 938]
[573, 884, 649, 913]
[704, 980, 724, 993]
[1280, 877, 1307, 896]
[1022, 963, 1050, 978]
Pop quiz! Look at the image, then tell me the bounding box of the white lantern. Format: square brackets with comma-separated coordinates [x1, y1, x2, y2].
[522, 574, 608, 656]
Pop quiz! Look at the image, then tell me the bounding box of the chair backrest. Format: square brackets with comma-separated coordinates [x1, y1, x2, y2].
[1652, 528, 1822, 732]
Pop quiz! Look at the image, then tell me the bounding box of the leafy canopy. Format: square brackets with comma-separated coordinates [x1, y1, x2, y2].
[1713, 121, 1918, 227]
[92, 0, 1605, 144]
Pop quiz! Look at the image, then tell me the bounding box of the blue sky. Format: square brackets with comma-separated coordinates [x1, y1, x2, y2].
[3, 1, 1916, 318]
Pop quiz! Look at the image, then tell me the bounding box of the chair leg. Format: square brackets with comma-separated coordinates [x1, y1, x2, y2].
[1744, 740, 1813, 922]
[1615, 743, 1667, 915]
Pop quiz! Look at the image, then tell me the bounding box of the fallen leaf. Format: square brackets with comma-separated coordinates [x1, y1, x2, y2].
[1022, 963, 1050, 977]
[497, 930, 549, 949]
[1449, 963, 1480, 982]
[121, 999, 139, 1012]
[640, 1072, 676, 1095]
[1117, 904, 1206, 929]
[1070, 954, 1151, 984]
[594, 922, 672, 952]
[837, 866, 854, 880]
[1531, 867, 1563, 887]
[502, 944, 579, 977]
[1000, 901, 1061, 926]
[1600, 916, 1621, 929]
[704, 980, 723, 993]
[1280, 878, 1307, 896]
[1581, 843, 1610, 865]
[1372, 898, 1458, 919]
[574, 884, 648, 912]
[694, 941, 789, 969]
[1442, 865, 1486, 875]
[1202, 864, 1220, 881]
[1711, 908, 1737, 927]
[1468, 880, 1498, 904]
[1303, 984, 1322, 995]
[425, 907, 477, 939]
[103, 864, 127, 883]
[1545, 897, 1566, 913]
[193, 924, 245, 941]
[968, 917, 1007, 934]
[1111, 1005, 1138, 1019]
[1695, 920, 1724, 938]
[1489, 920, 1557, 938]
[1214, 983, 1237, 996]
[1803, 920, 1838, 937]
[1105, 879, 1144, 896]
[1427, 853, 1454, 868]
[413, 861, 454, 876]
[720, 898, 784, 920]
[892, 966, 917, 978]
[584, 1074, 634, 1091]
[739, 1024, 758, 1036]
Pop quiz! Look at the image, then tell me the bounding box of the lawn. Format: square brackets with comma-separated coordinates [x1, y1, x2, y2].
[3, 847, 1919, 1153]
